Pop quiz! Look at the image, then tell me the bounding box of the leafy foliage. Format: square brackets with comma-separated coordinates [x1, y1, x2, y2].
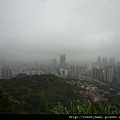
[41, 94, 120, 114]
[0, 85, 20, 114]
[50, 100, 120, 114]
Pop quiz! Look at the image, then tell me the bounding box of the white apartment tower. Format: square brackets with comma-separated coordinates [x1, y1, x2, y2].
[87, 63, 92, 71]
[104, 66, 113, 83]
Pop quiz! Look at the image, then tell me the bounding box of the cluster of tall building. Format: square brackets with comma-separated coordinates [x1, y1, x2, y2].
[97, 56, 115, 68]
[0, 55, 120, 85]
[0, 55, 68, 79]
[0, 54, 84, 80]
[87, 56, 120, 84]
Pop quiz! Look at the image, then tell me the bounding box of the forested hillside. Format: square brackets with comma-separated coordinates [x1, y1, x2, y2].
[0, 86, 20, 114]
[0, 74, 120, 114]
[0, 74, 81, 113]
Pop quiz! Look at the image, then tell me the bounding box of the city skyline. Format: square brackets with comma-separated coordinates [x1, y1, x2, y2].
[0, 55, 119, 65]
[0, 54, 120, 85]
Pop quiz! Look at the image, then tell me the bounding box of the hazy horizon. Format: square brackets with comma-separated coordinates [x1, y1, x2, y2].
[0, 0, 120, 62]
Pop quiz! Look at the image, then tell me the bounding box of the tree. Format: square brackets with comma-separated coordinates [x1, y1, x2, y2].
[0, 85, 20, 114]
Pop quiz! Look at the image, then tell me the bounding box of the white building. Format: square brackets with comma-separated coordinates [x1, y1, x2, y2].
[104, 66, 113, 83]
[58, 69, 68, 78]
[87, 63, 92, 71]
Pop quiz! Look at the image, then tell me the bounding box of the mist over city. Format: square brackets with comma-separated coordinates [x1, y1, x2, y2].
[0, 0, 120, 116]
[0, 0, 120, 63]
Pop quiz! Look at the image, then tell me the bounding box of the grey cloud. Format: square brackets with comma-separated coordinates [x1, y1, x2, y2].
[0, 0, 120, 62]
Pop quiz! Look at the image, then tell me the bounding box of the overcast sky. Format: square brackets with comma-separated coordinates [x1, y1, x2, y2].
[0, 0, 120, 63]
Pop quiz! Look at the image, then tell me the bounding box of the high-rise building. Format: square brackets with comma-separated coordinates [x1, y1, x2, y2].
[97, 56, 102, 68]
[98, 69, 103, 81]
[76, 66, 81, 79]
[52, 58, 57, 69]
[109, 58, 115, 66]
[102, 57, 108, 68]
[116, 62, 120, 67]
[1, 68, 12, 79]
[60, 54, 66, 69]
[69, 65, 76, 78]
[35, 61, 38, 74]
[92, 68, 103, 81]
[92, 68, 98, 79]
[109, 58, 116, 83]
[117, 66, 120, 84]
[0, 58, 5, 68]
[87, 63, 92, 71]
[104, 66, 113, 83]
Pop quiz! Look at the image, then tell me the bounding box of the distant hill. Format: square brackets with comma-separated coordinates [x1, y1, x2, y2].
[0, 74, 81, 113]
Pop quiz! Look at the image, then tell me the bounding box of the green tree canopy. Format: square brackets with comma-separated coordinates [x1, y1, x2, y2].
[0, 85, 20, 114]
